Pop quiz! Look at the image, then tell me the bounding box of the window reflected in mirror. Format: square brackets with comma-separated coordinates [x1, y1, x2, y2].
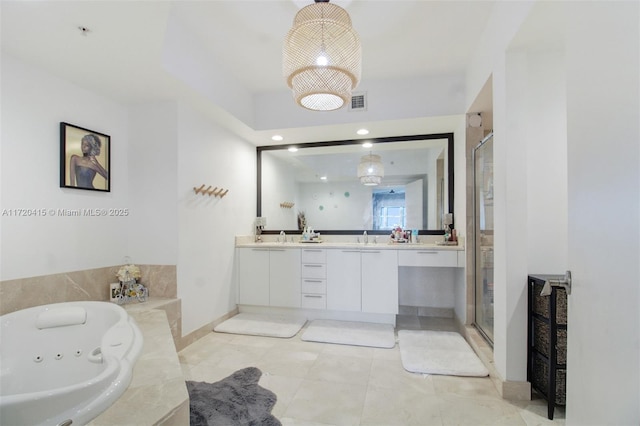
[373, 189, 405, 230]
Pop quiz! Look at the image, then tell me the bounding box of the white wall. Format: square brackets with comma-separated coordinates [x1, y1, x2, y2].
[162, 9, 254, 129]
[466, 3, 639, 424]
[176, 102, 256, 335]
[493, 47, 569, 383]
[493, 49, 530, 382]
[0, 53, 258, 339]
[564, 2, 639, 423]
[524, 51, 567, 273]
[452, 120, 467, 238]
[127, 102, 179, 265]
[0, 53, 129, 280]
[452, 117, 467, 324]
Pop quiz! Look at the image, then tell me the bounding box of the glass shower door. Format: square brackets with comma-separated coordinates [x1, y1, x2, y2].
[474, 133, 494, 344]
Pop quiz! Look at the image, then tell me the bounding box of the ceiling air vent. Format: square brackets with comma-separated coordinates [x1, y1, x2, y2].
[349, 92, 367, 111]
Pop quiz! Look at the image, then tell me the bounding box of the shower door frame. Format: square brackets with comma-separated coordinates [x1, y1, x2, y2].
[472, 132, 494, 346]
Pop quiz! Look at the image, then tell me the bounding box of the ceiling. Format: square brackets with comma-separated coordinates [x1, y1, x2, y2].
[0, 1, 496, 145]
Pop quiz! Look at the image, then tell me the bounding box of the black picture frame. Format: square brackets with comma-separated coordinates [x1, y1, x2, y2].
[60, 122, 110, 192]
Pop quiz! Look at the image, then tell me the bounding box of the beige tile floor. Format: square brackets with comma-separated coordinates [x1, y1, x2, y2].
[179, 315, 565, 426]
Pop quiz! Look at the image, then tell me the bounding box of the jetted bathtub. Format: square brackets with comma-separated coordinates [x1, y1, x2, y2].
[0, 301, 143, 426]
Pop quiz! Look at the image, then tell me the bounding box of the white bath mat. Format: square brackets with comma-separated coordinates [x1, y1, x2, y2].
[398, 330, 489, 377]
[301, 319, 396, 348]
[214, 313, 306, 338]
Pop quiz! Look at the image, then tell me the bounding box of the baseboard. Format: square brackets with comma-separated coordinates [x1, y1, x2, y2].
[500, 380, 531, 400]
[177, 307, 239, 351]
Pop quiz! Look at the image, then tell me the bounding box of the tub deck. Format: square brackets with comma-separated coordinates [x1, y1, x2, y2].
[89, 298, 189, 425]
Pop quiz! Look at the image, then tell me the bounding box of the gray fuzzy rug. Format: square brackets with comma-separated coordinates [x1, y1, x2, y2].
[187, 367, 281, 426]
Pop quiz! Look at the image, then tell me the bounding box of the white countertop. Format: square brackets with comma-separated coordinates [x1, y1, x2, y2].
[236, 239, 463, 251]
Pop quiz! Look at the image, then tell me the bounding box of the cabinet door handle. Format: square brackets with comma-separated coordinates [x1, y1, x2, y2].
[342, 250, 361, 253]
[303, 264, 323, 267]
[303, 249, 323, 252]
[270, 249, 286, 252]
[251, 248, 269, 251]
[303, 279, 324, 283]
[303, 295, 323, 298]
[361, 251, 380, 254]
[417, 251, 438, 254]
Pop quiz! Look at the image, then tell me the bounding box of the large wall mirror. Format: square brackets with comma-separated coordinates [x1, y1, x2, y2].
[257, 133, 454, 235]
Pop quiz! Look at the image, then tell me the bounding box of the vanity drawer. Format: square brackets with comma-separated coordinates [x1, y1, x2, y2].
[398, 250, 458, 267]
[301, 293, 326, 309]
[301, 263, 326, 279]
[301, 279, 326, 294]
[301, 249, 326, 264]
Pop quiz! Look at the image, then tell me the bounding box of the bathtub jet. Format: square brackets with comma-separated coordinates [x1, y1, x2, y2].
[0, 301, 143, 426]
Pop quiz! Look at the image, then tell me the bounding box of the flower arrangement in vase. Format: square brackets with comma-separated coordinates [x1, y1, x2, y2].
[113, 259, 147, 304]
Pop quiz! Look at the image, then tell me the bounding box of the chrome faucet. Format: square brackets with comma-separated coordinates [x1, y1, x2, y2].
[254, 217, 265, 242]
[280, 230, 286, 243]
[363, 230, 368, 244]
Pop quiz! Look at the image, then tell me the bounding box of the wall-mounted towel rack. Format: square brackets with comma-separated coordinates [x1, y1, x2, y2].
[280, 202, 295, 208]
[193, 184, 229, 198]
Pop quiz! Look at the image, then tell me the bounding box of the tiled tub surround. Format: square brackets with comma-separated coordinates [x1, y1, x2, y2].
[89, 303, 189, 425]
[0, 264, 177, 316]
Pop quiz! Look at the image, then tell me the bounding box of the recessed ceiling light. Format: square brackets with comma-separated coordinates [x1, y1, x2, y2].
[320, 176, 327, 180]
[288, 147, 298, 152]
[362, 142, 373, 148]
[357, 128, 369, 135]
[272, 135, 284, 141]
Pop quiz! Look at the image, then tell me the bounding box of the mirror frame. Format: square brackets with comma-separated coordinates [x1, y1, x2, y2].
[257, 132, 454, 235]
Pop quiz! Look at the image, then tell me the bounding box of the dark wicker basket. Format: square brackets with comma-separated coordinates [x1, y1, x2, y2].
[533, 317, 567, 364]
[532, 356, 566, 405]
[532, 281, 568, 324]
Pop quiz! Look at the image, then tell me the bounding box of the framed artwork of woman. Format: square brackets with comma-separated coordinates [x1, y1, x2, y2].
[60, 122, 110, 192]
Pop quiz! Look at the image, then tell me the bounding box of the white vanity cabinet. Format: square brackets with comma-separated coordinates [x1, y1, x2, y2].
[269, 248, 301, 308]
[237, 247, 300, 308]
[361, 249, 399, 314]
[397, 249, 458, 267]
[300, 248, 326, 309]
[237, 243, 462, 322]
[326, 249, 361, 312]
[237, 248, 270, 306]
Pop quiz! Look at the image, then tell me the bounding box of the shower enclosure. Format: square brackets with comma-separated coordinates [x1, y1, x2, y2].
[473, 132, 494, 344]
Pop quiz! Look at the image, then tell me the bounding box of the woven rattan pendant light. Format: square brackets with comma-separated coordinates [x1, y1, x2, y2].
[357, 154, 384, 186]
[283, 0, 361, 111]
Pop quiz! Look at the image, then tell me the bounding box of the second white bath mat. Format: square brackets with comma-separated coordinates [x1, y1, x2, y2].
[398, 330, 489, 377]
[301, 319, 396, 348]
[214, 313, 306, 338]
